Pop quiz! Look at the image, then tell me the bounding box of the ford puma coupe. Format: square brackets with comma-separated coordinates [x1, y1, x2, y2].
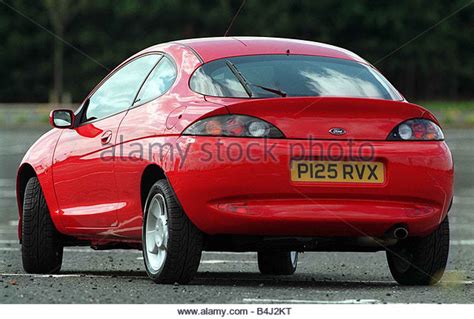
[17, 37, 453, 285]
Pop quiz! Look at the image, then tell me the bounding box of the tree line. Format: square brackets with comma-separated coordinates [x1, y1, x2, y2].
[0, 0, 472, 103]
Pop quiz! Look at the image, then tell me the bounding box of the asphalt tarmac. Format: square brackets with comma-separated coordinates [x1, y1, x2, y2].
[0, 128, 472, 303]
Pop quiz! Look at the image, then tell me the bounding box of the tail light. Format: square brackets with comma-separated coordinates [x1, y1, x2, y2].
[388, 119, 444, 141]
[183, 115, 285, 138]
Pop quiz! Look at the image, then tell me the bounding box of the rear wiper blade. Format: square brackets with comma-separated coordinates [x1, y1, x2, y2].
[225, 60, 253, 97]
[225, 60, 287, 98]
[250, 83, 287, 97]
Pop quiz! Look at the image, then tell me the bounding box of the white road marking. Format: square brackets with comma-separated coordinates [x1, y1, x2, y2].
[243, 298, 381, 304]
[0, 179, 16, 187]
[136, 256, 257, 263]
[0, 190, 16, 198]
[0, 246, 142, 253]
[0, 229, 17, 234]
[0, 273, 83, 278]
[451, 239, 474, 245]
[8, 220, 19, 226]
[201, 260, 256, 264]
[0, 273, 145, 279]
[450, 224, 474, 230]
[0, 239, 19, 244]
[136, 256, 259, 263]
[453, 195, 474, 204]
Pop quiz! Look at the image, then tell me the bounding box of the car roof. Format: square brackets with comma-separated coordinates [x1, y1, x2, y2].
[173, 36, 367, 64]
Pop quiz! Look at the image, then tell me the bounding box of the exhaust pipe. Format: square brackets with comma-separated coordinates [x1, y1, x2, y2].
[392, 227, 408, 240]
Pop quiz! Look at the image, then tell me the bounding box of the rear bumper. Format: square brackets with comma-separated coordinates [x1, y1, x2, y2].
[167, 137, 454, 237]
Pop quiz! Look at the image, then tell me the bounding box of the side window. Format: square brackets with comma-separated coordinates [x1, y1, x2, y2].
[84, 54, 161, 122]
[134, 56, 177, 105]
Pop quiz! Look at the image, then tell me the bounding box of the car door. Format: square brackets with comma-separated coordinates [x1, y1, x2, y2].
[53, 54, 161, 232]
[113, 55, 178, 238]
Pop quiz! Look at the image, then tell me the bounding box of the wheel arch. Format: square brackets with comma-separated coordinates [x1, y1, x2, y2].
[140, 164, 167, 213]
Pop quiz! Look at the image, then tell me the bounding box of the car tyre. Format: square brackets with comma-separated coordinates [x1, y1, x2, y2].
[258, 251, 298, 275]
[21, 177, 63, 274]
[142, 179, 203, 284]
[386, 217, 449, 285]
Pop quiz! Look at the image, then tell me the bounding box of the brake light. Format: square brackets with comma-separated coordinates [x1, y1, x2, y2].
[388, 119, 444, 141]
[204, 120, 223, 135]
[183, 115, 285, 138]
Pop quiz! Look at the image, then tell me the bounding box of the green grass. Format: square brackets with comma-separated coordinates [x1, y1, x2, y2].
[465, 113, 474, 126]
[13, 114, 28, 125]
[39, 113, 50, 124]
[416, 101, 474, 111]
[412, 101, 474, 127]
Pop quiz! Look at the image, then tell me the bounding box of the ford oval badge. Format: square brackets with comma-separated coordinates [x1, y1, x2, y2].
[329, 128, 346, 136]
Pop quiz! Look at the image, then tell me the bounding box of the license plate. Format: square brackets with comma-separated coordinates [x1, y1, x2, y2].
[291, 160, 385, 184]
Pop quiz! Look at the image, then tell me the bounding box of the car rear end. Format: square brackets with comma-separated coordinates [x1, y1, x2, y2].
[168, 96, 453, 239]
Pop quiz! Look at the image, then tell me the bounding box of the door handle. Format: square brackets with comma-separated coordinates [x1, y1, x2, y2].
[101, 130, 112, 145]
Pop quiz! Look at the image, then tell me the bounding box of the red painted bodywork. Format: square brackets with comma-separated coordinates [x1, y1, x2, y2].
[17, 37, 454, 246]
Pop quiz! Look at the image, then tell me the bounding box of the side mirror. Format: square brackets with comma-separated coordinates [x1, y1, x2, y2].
[49, 109, 75, 129]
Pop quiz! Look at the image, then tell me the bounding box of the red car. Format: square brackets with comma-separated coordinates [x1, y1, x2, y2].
[17, 37, 453, 285]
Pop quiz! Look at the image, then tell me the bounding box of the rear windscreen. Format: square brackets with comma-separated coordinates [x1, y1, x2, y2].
[190, 55, 402, 100]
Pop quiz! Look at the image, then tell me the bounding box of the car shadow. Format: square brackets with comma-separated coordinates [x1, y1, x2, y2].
[192, 272, 398, 288]
[60, 270, 397, 288]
